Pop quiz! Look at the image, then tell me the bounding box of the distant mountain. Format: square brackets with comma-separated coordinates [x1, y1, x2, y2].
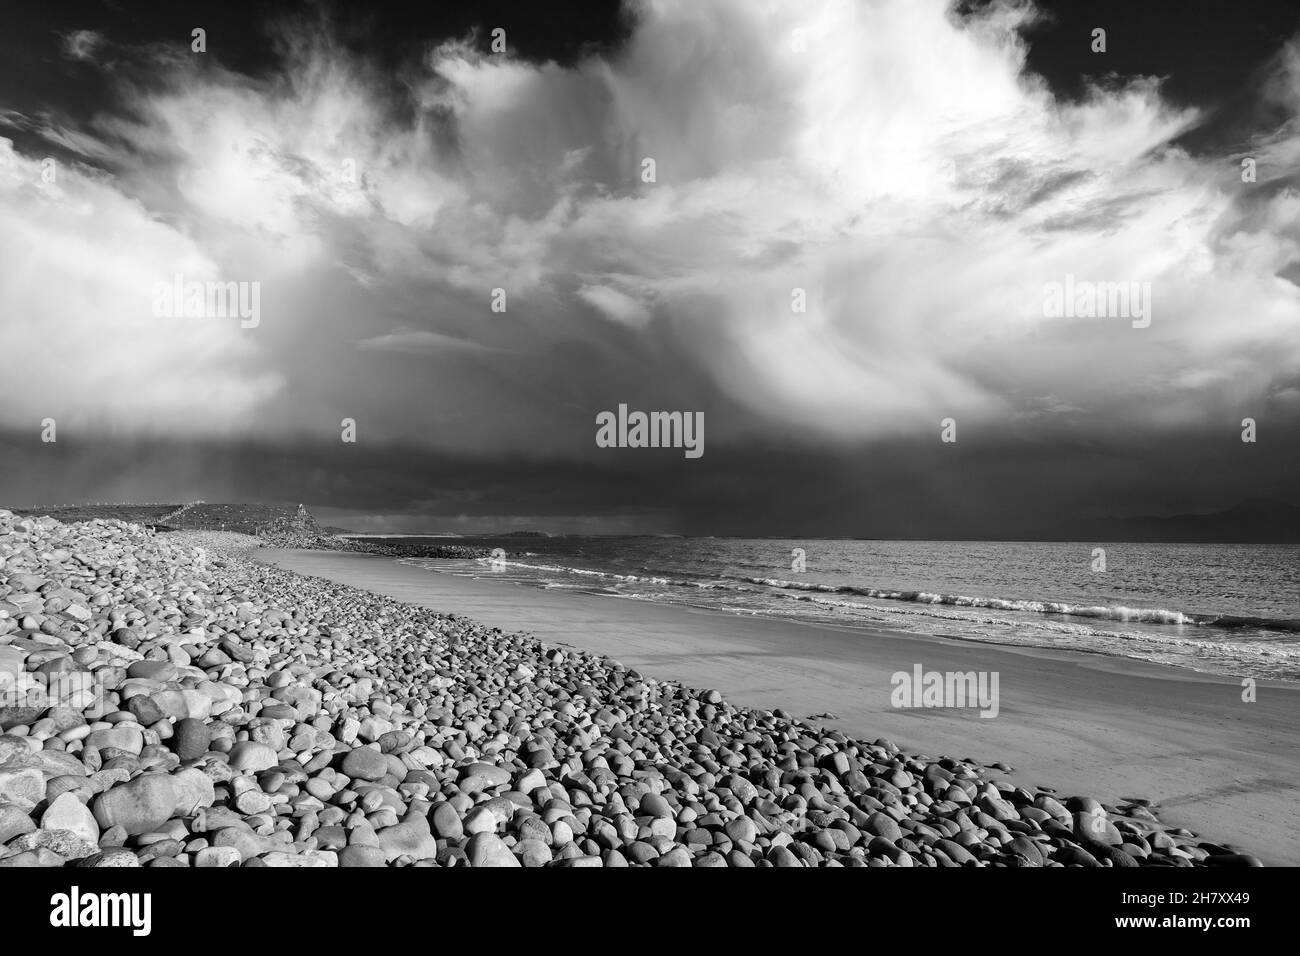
[1060, 499, 1300, 543]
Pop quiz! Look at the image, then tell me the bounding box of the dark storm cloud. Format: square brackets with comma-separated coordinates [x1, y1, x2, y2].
[3, 417, 1296, 536]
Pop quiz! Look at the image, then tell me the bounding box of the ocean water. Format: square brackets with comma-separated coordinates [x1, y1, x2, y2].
[372, 536, 1300, 682]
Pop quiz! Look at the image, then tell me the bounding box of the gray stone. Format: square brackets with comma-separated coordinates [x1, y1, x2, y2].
[92, 773, 177, 836]
[227, 741, 278, 773]
[0, 768, 46, 810]
[339, 845, 387, 867]
[466, 832, 520, 867]
[459, 762, 511, 793]
[172, 718, 211, 760]
[0, 804, 37, 843]
[430, 802, 463, 840]
[41, 792, 99, 845]
[341, 747, 388, 782]
[378, 818, 438, 862]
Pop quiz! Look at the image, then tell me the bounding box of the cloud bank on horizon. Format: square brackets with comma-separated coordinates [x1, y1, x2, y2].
[1, 0, 1298, 475]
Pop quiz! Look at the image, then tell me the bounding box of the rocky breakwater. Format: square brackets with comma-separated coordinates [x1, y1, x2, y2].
[0, 511, 1262, 867]
[249, 519, 488, 560]
[356, 541, 490, 560]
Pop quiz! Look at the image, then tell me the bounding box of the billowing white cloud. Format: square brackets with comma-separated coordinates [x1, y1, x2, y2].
[1, 0, 1298, 456]
[0, 138, 281, 436]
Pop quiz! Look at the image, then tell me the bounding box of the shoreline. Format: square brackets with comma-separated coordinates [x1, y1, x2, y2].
[259, 547, 1300, 865]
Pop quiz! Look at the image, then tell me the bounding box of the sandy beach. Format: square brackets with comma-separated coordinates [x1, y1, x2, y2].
[261, 547, 1300, 866]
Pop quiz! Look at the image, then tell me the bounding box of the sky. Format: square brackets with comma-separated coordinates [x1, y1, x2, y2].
[1, 0, 1298, 536]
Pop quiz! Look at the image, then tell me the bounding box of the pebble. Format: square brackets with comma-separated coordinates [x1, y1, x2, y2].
[657, 846, 693, 867]
[79, 848, 141, 867]
[724, 816, 757, 845]
[431, 802, 464, 841]
[196, 846, 242, 867]
[40, 792, 100, 845]
[638, 792, 674, 819]
[865, 812, 902, 843]
[0, 805, 37, 844]
[378, 818, 438, 862]
[1058, 845, 1103, 866]
[227, 742, 278, 774]
[462, 805, 500, 835]
[519, 839, 553, 867]
[341, 747, 388, 783]
[235, 791, 273, 815]
[86, 727, 144, 757]
[459, 763, 512, 793]
[1073, 810, 1123, 846]
[91, 773, 177, 836]
[171, 768, 215, 815]
[129, 661, 177, 682]
[466, 832, 521, 867]
[172, 718, 211, 761]
[339, 845, 387, 867]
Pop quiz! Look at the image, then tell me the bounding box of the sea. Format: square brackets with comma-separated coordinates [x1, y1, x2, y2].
[356, 536, 1300, 682]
